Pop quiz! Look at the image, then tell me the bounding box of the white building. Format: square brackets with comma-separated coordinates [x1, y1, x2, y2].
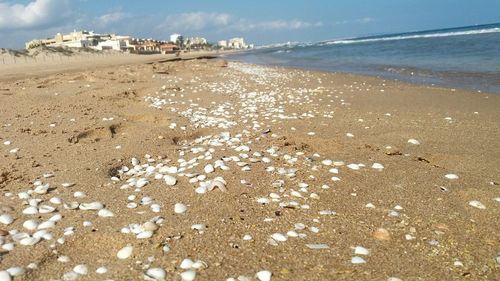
[217, 40, 227, 48]
[228, 37, 247, 49]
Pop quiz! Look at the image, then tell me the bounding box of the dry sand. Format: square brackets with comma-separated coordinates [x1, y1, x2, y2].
[0, 54, 499, 280]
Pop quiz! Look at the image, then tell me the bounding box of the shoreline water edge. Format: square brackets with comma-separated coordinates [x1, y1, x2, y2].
[226, 23, 500, 94]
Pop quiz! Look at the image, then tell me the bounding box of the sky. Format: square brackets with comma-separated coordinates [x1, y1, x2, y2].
[0, 0, 499, 49]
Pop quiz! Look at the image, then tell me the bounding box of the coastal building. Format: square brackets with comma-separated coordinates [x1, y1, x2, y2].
[217, 40, 227, 48]
[160, 43, 179, 54]
[228, 37, 247, 49]
[25, 30, 132, 51]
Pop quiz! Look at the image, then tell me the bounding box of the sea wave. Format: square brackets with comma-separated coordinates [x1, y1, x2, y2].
[321, 27, 500, 45]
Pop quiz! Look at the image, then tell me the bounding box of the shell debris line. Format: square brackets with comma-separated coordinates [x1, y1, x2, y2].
[0, 58, 499, 281]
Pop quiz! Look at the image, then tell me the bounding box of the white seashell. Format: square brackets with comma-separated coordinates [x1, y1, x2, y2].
[195, 186, 207, 194]
[206, 179, 226, 192]
[243, 234, 253, 241]
[98, 209, 114, 217]
[32, 229, 48, 239]
[255, 270, 272, 281]
[180, 271, 196, 281]
[62, 271, 79, 281]
[49, 197, 62, 204]
[204, 164, 215, 174]
[117, 245, 133, 259]
[136, 178, 149, 188]
[61, 183, 75, 188]
[23, 220, 38, 230]
[164, 175, 177, 186]
[38, 205, 56, 214]
[0, 214, 14, 225]
[305, 244, 329, 249]
[174, 203, 187, 214]
[49, 214, 62, 222]
[257, 198, 270, 204]
[0, 271, 11, 281]
[58, 256, 70, 263]
[33, 184, 49, 194]
[468, 200, 486, 209]
[351, 256, 366, 264]
[271, 233, 287, 242]
[347, 164, 360, 170]
[73, 264, 88, 275]
[180, 258, 194, 269]
[142, 221, 159, 232]
[19, 236, 40, 246]
[408, 138, 420, 145]
[2, 243, 15, 251]
[73, 191, 86, 198]
[64, 202, 79, 210]
[445, 174, 459, 180]
[11, 232, 29, 242]
[371, 163, 384, 170]
[6, 267, 24, 277]
[80, 202, 104, 210]
[96, 267, 108, 274]
[191, 224, 206, 233]
[321, 159, 332, 166]
[137, 230, 153, 239]
[37, 221, 55, 230]
[145, 268, 166, 280]
[22, 206, 38, 215]
[354, 246, 369, 255]
[365, 203, 375, 208]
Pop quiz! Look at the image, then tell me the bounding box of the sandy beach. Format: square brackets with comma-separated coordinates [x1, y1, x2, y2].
[0, 54, 499, 280]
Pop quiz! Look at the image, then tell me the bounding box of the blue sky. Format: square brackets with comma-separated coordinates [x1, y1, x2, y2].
[0, 0, 499, 48]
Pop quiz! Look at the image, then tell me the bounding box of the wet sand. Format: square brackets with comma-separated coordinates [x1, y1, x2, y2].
[0, 56, 499, 280]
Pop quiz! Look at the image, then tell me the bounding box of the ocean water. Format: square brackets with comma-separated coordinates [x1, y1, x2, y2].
[228, 23, 500, 93]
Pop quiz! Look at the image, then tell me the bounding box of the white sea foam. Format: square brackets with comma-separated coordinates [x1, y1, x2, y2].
[322, 27, 500, 45]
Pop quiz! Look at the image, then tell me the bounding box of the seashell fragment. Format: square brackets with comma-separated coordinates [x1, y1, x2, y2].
[6, 267, 25, 277]
[96, 267, 108, 274]
[79, 202, 104, 210]
[255, 270, 272, 281]
[145, 268, 167, 280]
[73, 264, 88, 275]
[174, 203, 187, 214]
[98, 209, 114, 217]
[354, 246, 369, 255]
[408, 138, 420, 145]
[0, 271, 11, 281]
[468, 200, 486, 209]
[445, 174, 459, 180]
[180, 271, 196, 281]
[305, 243, 329, 249]
[117, 245, 133, 259]
[271, 233, 287, 242]
[0, 214, 13, 225]
[164, 175, 177, 186]
[351, 256, 366, 264]
[372, 228, 391, 241]
[206, 178, 226, 192]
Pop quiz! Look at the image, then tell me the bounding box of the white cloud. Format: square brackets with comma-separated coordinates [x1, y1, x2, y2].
[159, 12, 322, 33]
[236, 20, 323, 31]
[161, 12, 231, 31]
[0, 0, 72, 31]
[335, 17, 375, 25]
[97, 12, 128, 26]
